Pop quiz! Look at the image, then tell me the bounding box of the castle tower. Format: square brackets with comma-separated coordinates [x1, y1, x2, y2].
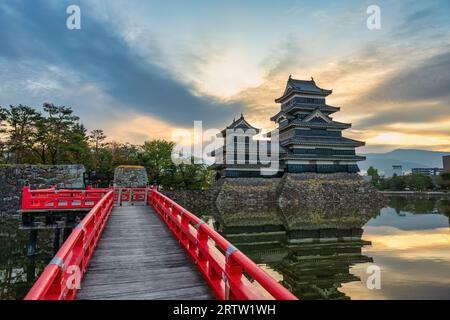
[271, 77, 365, 173]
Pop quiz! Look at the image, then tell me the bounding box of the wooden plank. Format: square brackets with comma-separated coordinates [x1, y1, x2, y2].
[76, 205, 214, 300]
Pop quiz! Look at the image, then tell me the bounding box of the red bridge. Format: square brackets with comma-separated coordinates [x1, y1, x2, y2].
[21, 186, 297, 300]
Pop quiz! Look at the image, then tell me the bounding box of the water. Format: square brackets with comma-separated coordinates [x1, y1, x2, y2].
[0, 197, 449, 300]
[216, 196, 450, 300]
[0, 216, 76, 300]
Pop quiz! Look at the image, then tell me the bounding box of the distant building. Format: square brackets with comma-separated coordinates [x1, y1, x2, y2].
[411, 168, 443, 176]
[443, 155, 450, 172]
[392, 165, 403, 176]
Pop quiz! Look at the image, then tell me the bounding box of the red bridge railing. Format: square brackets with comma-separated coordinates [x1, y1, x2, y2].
[21, 186, 109, 211]
[23, 186, 297, 300]
[24, 190, 115, 300]
[113, 187, 148, 206]
[149, 188, 297, 300]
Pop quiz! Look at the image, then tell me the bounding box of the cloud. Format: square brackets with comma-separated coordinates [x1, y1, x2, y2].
[363, 51, 450, 104]
[0, 0, 449, 152]
[0, 0, 244, 128]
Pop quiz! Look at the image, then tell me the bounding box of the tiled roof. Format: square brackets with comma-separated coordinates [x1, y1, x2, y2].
[222, 114, 260, 134]
[275, 76, 332, 102]
[282, 154, 366, 161]
[271, 104, 339, 121]
[281, 136, 365, 147]
[279, 119, 351, 130]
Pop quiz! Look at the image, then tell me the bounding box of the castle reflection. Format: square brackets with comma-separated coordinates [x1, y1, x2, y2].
[212, 196, 450, 300]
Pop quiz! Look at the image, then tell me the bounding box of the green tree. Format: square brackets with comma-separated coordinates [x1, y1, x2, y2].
[139, 140, 175, 185]
[5, 105, 41, 164]
[0, 106, 7, 133]
[89, 129, 107, 154]
[160, 158, 214, 190]
[63, 123, 91, 165]
[88, 129, 110, 171]
[406, 174, 434, 191]
[367, 166, 381, 188]
[109, 142, 140, 167]
[42, 103, 80, 164]
[380, 173, 435, 191]
[437, 171, 450, 190]
[32, 115, 51, 163]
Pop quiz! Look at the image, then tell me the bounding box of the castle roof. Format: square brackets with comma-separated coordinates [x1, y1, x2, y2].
[281, 136, 365, 148]
[275, 76, 332, 103]
[271, 104, 340, 122]
[279, 118, 351, 131]
[221, 114, 260, 135]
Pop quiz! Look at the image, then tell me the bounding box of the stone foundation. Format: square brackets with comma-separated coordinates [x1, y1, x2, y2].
[0, 164, 85, 215]
[278, 173, 385, 230]
[161, 173, 386, 231]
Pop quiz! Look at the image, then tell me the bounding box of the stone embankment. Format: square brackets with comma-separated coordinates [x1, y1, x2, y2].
[0, 164, 85, 215]
[162, 173, 386, 231]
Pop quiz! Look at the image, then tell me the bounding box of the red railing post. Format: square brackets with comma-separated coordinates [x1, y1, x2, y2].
[180, 211, 189, 248]
[224, 248, 243, 300]
[21, 186, 31, 211]
[196, 222, 208, 271]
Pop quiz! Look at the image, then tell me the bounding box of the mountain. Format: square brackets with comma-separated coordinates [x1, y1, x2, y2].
[358, 149, 449, 176]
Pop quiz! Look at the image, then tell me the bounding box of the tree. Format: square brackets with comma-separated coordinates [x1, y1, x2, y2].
[5, 105, 41, 164]
[89, 129, 107, 154]
[0, 106, 7, 133]
[437, 171, 450, 190]
[160, 157, 214, 190]
[88, 129, 109, 171]
[0, 106, 7, 163]
[174, 161, 214, 190]
[63, 123, 91, 165]
[42, 103, 80, 164]
[380, 173, 435, 191]
[139, 140, 175, 185]
[109, 142, 140, 167]
[367, 166, 381, 188]
[406, 174, 434, 191]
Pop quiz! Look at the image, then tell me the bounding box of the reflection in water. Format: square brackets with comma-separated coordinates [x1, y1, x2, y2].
[1, 197, 449, 299]
[215, 196, 450, 300]
[214, 200, 379, 299]
[239, 241, 373, 300]
[0, 214, 78, 299]
[340, 200, 450, 300]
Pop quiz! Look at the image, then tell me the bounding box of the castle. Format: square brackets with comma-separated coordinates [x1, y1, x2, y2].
[211, 76, 366, 178]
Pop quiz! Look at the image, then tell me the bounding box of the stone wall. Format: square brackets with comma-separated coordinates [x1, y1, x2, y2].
[215, 178, 285, 227]
[162, 190, 215, 216]
[278, 173, 386, 230]
[162, 173, 386, 231]
[113, 166, 148, 188]
[161, 179, 224, 216]
[0, 164, 85, 215]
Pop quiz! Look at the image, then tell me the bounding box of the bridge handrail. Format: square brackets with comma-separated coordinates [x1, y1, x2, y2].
[148, 188, 297, 300]
[21, 186, 110, 211]
[24, 190, 115, 300]
[112, 187, 148, 205]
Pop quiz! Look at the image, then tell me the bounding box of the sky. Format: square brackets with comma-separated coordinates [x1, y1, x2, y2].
[0, 0, 449, 153]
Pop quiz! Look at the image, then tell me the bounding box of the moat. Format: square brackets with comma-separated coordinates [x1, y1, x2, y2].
[1, 196, 449, 300]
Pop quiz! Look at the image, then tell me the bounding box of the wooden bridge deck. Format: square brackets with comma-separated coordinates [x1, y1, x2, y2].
[76, 205, 214, 300]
